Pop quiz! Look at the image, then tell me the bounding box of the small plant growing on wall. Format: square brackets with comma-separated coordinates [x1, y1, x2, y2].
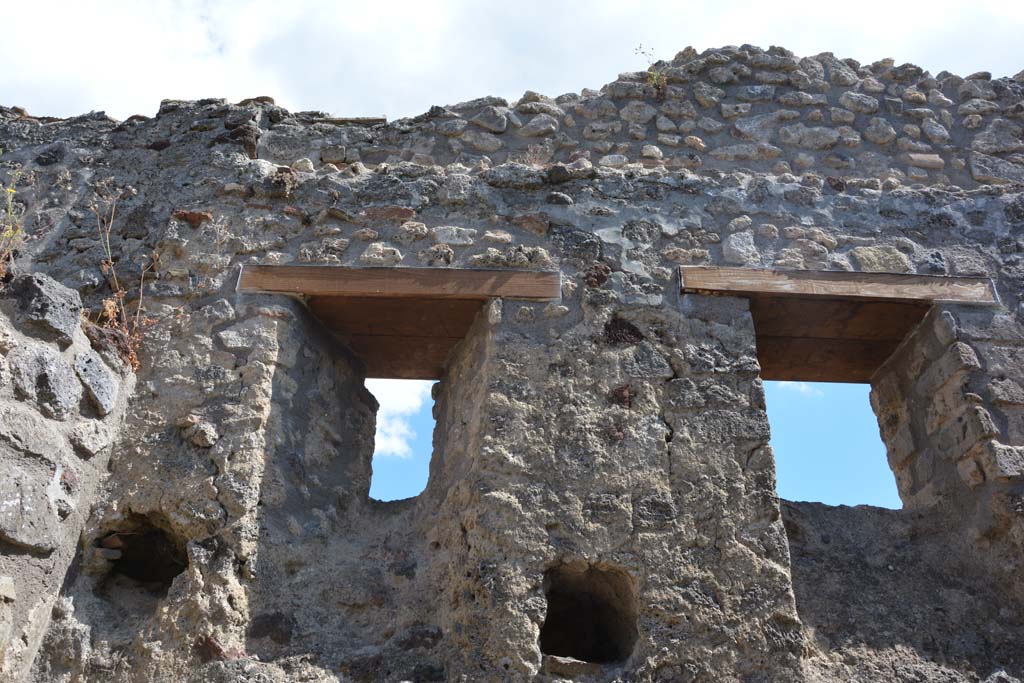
[635, 44, 667, 99]
[90, 190, 157, 371]
[0, 151, 23, 282]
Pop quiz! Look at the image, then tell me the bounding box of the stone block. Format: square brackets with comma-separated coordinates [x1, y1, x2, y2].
[0, 404, 68, 464]
[69, 421, 113, 459]
[0, 464, 59, 552]
[970, 152, 1024, 184]
[973, 344, 1024, 379]
[519, 113, 559, 137]
[907, 153, 945, 170]
[849, 245, 913, 273]
[886, 422, 917, 470]
[957, 456, 986, 488]
[470, 106, 508, 133]
[915, 342, 980, 397]
[8, 344, 82, 421]
[431, 226, 478, 244]
[74, 349, 119, 416]
[951, 308, 1024, 344]
[972, 440, 1024, 481]
[925, 376, 973, 435]
[359, 242, 404, 266]
[931, 310, 959, 350]
[11, 273, 82, 348]
[619, 101, 658, 124]
[989, 378, 1024, 406]
[972, 119, 1024, 155]
[461, 129, 503, 153]
[870, 371, 903, 412]
[839, 91, 879, 114]
[778, 123, 840, 149]
[319, 145, 347, 164]
[722, 231, 759, 265]
[935, 406, 998, 461]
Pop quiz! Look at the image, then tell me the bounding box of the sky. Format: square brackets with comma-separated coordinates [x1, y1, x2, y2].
[1, 1, 1022, 121]
[4, 0, 990, 505]
[365, 379, 435, 501]
[764, 381, 899, 508]
[367, 379, 900, 508]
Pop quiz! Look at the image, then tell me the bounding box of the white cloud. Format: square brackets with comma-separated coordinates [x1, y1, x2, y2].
[365, 379, 433, 458]
[2, 1, 1022, 120]
[775, 381, 825, 397]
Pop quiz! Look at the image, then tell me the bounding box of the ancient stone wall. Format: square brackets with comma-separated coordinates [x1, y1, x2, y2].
[0, 274, 134, 680]
[872, 305, 1024, 600]
[0, 44, 1022, 682]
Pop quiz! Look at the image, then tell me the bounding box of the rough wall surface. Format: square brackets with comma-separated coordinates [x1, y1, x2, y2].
[0, 44, 1022, 682]
[0, 274, 134, 679]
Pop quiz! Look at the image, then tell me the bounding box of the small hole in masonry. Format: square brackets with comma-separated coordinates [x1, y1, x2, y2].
[97, 516, 188, 597]
[539, 564, 638, 664]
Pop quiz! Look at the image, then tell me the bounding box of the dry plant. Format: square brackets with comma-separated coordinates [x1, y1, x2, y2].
[90, 194, 157, 371]
[0, 152, 24, 281]
[515, 144, 553, 169]
[635, 44, 667, 97]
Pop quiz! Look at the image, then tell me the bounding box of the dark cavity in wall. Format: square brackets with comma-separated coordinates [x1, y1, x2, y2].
[97, 515, 188, 596]
[604, 316, 644, 345]
[539, 563, 639, 664]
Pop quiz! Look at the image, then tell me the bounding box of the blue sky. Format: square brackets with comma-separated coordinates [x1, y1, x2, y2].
[367, 379, 900, 509]
[1, 1, 1022, 120]
[764, 381, 899, 508]
[365, 379, 436, 501]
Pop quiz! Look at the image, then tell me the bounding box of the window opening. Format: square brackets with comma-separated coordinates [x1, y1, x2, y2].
[366, 378, 436, 501]
[765, 381, 899, 509]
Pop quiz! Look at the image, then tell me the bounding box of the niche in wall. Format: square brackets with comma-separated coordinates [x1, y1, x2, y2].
[539, 564, 639, 664]
[95, 515, 188, 599]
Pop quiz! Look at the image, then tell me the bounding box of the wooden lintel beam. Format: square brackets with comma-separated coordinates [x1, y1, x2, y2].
[756, 337, 902, 383]
[680, 266, 998, 305]
[238, 265, 560, 301]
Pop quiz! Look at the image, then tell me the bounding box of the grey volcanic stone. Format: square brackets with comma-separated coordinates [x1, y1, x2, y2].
[839, 91, 880, 114]
[9, 344, 82, 421]
[619, 101, 658, 124]
[972, 119, 1024, 155]
[11, 273, 82, 348]
[723, 230, 760, 264]
[469, 106, 508, 133]
[461, 128, 503, 152]
[68, 421, 113, 459]
[779, 123, 841, 149]
[864, 117, 897, 144]
[0, 404, 67, 464]
[0, 464, 59, 552]
[73, 349, 118, 416]
[518, 113, 559, 137]
[971, 152, 1024, 184]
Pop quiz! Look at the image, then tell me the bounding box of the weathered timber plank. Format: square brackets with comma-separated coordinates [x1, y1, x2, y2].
[756, 337, 902, 383]
[749, 297, 930, 342]
[239, 265, 560, 300]
[309, 296, 483, 338]
[340, 334, 461, 379]
[680, 266, 997, 304]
